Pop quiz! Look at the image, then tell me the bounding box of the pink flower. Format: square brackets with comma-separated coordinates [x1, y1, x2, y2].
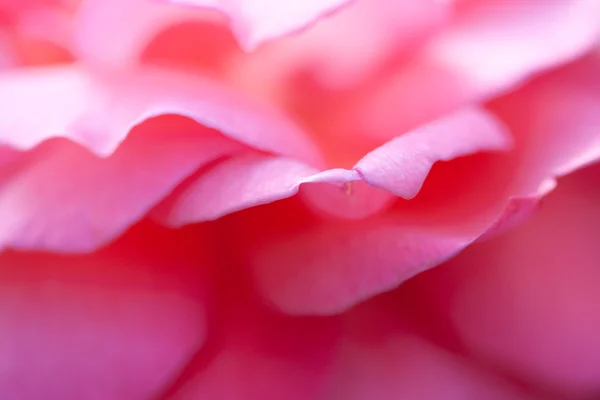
[0, 0, 599, 398]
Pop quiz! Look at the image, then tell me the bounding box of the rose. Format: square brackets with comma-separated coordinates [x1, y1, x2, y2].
[0, 0, 600, 398]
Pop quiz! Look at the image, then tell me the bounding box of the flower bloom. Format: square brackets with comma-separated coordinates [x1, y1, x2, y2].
[1, 0, 600, 398]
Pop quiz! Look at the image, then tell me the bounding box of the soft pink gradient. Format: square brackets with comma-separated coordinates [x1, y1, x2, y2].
[0, 0, 599, 398]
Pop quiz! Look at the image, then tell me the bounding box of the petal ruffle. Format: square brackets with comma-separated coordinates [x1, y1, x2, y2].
[164, 0, 352, 51]
[154, 106, 512, 226]
[165, 107, 520, 315]
[0, 65, 322, 252]
[0, 65, 321, 164]
[201, 56, 600, 315]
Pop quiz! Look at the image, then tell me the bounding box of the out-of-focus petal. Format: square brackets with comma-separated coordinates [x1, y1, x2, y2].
[0, 221, 211, 399]
[74, 0, 233, 69]
[0, 65, 321, 164]
[168, 277, 341, 400]
[323, 297, 533, 400]
[164, 0, 352, 51]
[0, 34, 16, 67]
[411, 162, 600, 396]
[230, 0, 454, 90]
[489, 52, 600, 196]
[0, 116, 243, 253]
[354, 0, 600, 138]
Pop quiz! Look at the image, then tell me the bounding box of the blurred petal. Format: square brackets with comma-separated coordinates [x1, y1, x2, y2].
[354, 0, 600, 138]
[164, 0, 352, 51]
[489, 53, 600, 196]
[324, 298, 533, 400]
[230, 0, 454, 90]
[415, 162, 600, 396]
[0, 221, 211, 399]
[0, 65, 321, 165]
[0, 116, 243, 253]
[74, 0, 231, 69]
[249, 215, 473, 315]
[169, 280, 341, 400]
[0, 35, 16, 67]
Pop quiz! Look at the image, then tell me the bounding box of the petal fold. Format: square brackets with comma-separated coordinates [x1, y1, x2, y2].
[164, 0, 352, 51]
[0, 65, 321, 165]
[155, 107, 512, 226]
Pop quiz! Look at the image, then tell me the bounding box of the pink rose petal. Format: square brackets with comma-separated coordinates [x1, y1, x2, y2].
[155, 107, 512, 226]
[0, 63, 328, 252]
[414, 162, 600, 396]
[0, 221, 210, 399]
[74, 0, 232, 69]
[324, 299, 532, 400]
[0, 116, 243, 252]
[228, 0, 454, 90]
[165, 0, 352, 51]
[354, 107, 512, 199]
[489, 53, 600, 197]
[168, 284, 341, 400]
[153, 153, 320, 226]
[0, 35, 16, 67]
[354, 0, 600, 138]
[0, 65, 321, 165]
[250, 215, 474, 315]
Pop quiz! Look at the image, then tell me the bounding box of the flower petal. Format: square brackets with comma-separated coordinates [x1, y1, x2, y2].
[74, 0, 231, 69]
[324, 297, 533, 400]
[164, 0, 352, 51]
[154, 107, 512, 226]
[354, 107, 512, 199]
[412, 162, 600, 396]
[167, 278, 341, 400]
[0, 65, 321, 165]
[489, 53, 600, 196]
[0, 116, 243, 252]
[0, 221, 210, 399]
[354, 0, 600, 138]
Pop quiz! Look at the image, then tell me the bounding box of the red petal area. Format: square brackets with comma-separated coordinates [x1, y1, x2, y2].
[164, 0, 352, 51]
[0, 221, 211, 399]
[323, 297, 534, 400]
[167, 273, 341, 400]
[409, 162, 600, 396]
